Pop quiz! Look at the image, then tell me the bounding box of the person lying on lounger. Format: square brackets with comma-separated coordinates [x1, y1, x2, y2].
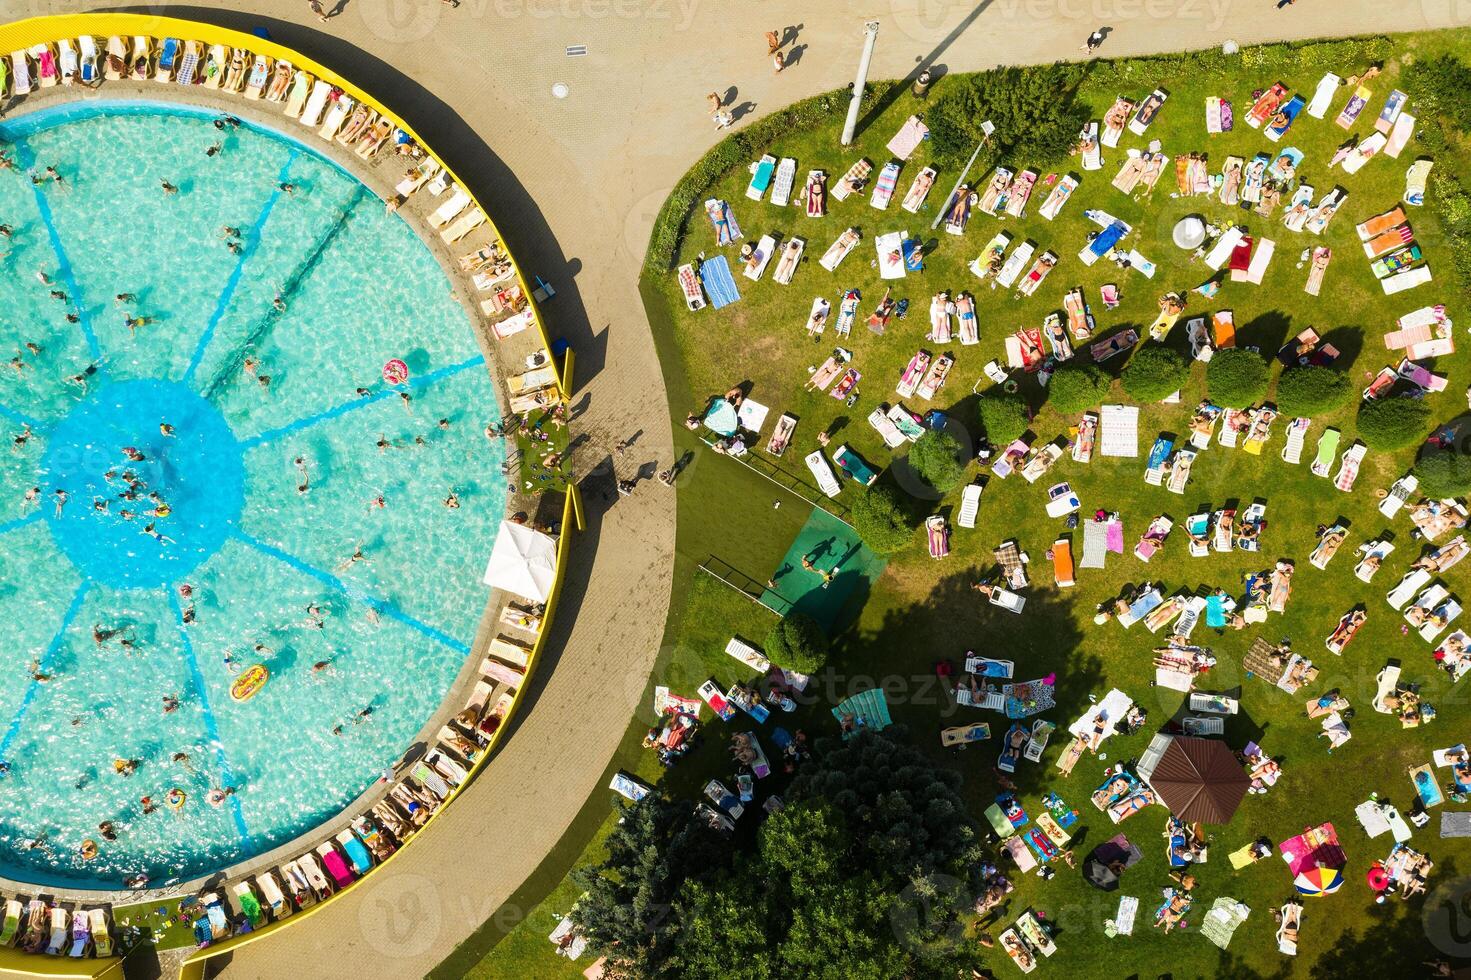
[1092, 775, 1132, 809]
[1109, 789, 1153, 821]
[1327, 609, 1366, 648]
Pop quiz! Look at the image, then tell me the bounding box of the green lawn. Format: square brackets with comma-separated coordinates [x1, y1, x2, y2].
[471, 32, 1471, 979]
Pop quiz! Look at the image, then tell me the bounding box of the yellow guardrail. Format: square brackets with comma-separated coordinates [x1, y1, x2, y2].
[0, 949, 124, 979]
[173, 486, 582, 972]
[0, 12, 586, 977]
[0, 12, 569, 399]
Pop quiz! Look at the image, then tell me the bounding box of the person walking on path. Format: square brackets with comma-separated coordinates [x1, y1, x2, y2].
[1276, 0, 1295, 8]
[1082, 28, 1106, 55]
[308, 0, 328, 22]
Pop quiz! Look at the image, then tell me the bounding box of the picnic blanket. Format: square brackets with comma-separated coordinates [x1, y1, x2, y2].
[886, 115, 929, 160]
[1442, 812, 1471, 838]
[1100, 405, 1140, 457]
[699, 257, 740, 309]
[1082, 519, 1110, 569]
[1201, 898, 1250, 950]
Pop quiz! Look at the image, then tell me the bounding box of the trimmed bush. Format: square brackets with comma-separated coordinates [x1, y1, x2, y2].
[1414, 451, 1471, 499]
[1047, 363, 1111, 415]
[908, 431, 968, 493]
[1121, 345, 1188, 403]
[927, 64, 1089, 167]
[763, 612, 829, 673]
[1205, 349, 1270, 408]
[1357, 398, 1433, 451]
[1275, 365, 1353, 417]
[851, 484, 917, 555]
[1405, 54, 1471, 132]
[977, 392, 1029, 445]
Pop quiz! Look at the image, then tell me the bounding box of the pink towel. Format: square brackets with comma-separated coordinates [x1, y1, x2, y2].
[1106, 520, 1125, 554]
[886, 116, 929, 161]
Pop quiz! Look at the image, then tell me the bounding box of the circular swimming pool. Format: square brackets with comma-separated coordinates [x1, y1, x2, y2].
[0, 101, 505, 889]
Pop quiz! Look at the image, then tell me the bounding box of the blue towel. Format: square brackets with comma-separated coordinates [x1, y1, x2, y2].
[1206, 595, 1226, 628]
[700, 257, 741, 309]
[903, 238, 924, 271]
[1090, 223, 1125, 258]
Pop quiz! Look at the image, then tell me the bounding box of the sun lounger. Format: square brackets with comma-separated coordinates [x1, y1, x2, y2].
[677, 263, 707, 312]
[1130, 89, 1168, 135]
[1028, 175, 1076, 225]
[832, 158, 872, 202]
[1166, 449, 1195, 494]
[1335, 441, 1367, 492]
[1204, 226, 1245, 270]
[767, 156, 797, 207]
[742, 234, 777, 282]
[1381, 474, 1419, 518]
[1072, 412, 1098, 464]
[870, 160, 901, 209]
[867, 407, 906, 449]
[818, 228, 860, 272]
[441, 207, 485, 244]
[742, 153, 776, 202]
[1389, 568, 1433, 610]
[804, 450, 841, 499]
[1143, 437, 1172, 485]
[1309, 427, 1340, 477]
[1006, 169, 1039, 218]
[31, 42, 59, 88]
[44, 907, 67, 955]
[771, 237, 804, 286]
[299, 78, 332, 127]
[1266, 94, 1305, 141]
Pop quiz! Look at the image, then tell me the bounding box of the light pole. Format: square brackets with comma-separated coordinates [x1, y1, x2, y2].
[840, 21, 881, 147]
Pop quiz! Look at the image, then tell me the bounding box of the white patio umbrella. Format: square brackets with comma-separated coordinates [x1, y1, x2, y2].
[482, 520, 558, 603]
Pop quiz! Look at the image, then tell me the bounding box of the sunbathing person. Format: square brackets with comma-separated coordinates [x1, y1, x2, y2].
[774, 239, 801, 281]
[1109, 789, 1154, 822]
[805, 174, 827, 215]
[1104, 100, 1130, 133]
[1154, 890, 1191, 931]
[1092, 775, 1132, 809]
[1001, 932, 1034, 970]
[1328, 610, 1366, 648]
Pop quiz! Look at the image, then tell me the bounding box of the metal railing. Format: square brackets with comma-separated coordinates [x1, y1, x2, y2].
[698, 555, 792, 617]
[699, 439, 853, 526]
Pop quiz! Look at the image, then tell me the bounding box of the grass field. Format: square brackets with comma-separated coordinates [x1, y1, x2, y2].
[471, 32, 1471, 979]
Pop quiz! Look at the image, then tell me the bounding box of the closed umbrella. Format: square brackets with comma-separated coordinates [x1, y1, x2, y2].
[1084, 857, 1120, 891]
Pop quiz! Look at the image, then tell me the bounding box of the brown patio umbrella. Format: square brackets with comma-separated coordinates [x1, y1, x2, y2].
[1148, 736, 1252, 824]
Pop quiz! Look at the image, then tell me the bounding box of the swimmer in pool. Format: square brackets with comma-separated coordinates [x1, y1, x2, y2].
[369, 493, 385, 510]
[400, 391, 413, 412]
[220, 226, 241, 239]
[115, 293, 136, 304]
[160, 180, 179, 195]
[162, 695, 179, 714]
[444, 490, 460, 509]
[52, 488, 67, 516]
[160, 422, 175, 437]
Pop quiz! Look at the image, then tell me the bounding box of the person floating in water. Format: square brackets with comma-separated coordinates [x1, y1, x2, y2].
[52, 488, 67, 517]
[160, 180, 179, 195]
[160, 422, 175, 437]
[161, 695, 179, 713]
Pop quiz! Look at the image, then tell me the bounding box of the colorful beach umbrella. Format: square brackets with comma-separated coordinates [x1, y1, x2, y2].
[1294, 866, 1344, 896]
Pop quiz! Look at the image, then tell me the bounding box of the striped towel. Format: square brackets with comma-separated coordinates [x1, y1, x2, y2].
[1081, 519, 1109, 569]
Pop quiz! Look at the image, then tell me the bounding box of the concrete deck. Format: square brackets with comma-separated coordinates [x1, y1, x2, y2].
[7, 1, 1466, 977]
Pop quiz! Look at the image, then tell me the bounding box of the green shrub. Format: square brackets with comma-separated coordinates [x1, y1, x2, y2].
[1405, 54, 1471, 132]
[1357, 398, 1432, 451]
[908, 430, 967, 493]
[763, 612, 830, 673]
[1047, 362, 1111, 414]
[851, 484, 917, 554]
[927, 64, 1088, 166]
[1121, 345, 1188, 403]
[977, 392, 1029, 444]
[1205, 349, 1269, 408]
[1413, 451, 1471, 499]
[1275, 365, 1353, 417]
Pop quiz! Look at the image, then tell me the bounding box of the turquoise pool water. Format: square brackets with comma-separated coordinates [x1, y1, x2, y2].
[0, 102, 506, 888]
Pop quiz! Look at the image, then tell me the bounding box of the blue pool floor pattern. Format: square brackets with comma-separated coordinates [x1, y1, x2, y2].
[0, 102, 506, 886]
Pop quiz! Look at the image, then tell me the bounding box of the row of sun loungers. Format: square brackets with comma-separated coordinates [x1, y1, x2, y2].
[0, 900, 113, 958]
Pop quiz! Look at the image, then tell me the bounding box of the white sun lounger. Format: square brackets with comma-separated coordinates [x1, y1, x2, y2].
[1382, 474, 1418, 517]
[772, 238, 804, 285]
[318, 95, 353, 139]
[770, 157, 797, 207]
[429, 187, 471, 228]
[299, 79, 332, 127]
[819, 229, 860, 272]
[441, 208, 485, 244]
[103, 36, 127, 81]
[743, 234, 777, 281]
[1356, 540, 1394, 582]
[1388, 568, 1432, 610]
[9, 50, 33, 95]
[1335, 441, 1367, 492]
[958, 483, 983, 529]
[805, 451, 841, 498]
[1280, 417, 1310, 464]
[1307, 73, 1340, 118]
[1168, 450, 1196, 494]
[876, 231, 907, 280]
[990, 587, 1026, 614]
[868, 408, 906, 449]
[1204, 226, 1245, 270]
[1235, 237, 1275, 284]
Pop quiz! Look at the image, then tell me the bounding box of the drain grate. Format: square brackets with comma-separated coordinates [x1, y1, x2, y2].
[566, 44, 587, 57]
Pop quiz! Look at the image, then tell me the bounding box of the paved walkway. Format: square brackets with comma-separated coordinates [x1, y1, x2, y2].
[13, 2, 1468, 978]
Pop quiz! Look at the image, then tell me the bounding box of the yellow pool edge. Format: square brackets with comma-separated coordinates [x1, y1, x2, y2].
[0, 12, 585, 976]
[0, 12, 569, 399]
